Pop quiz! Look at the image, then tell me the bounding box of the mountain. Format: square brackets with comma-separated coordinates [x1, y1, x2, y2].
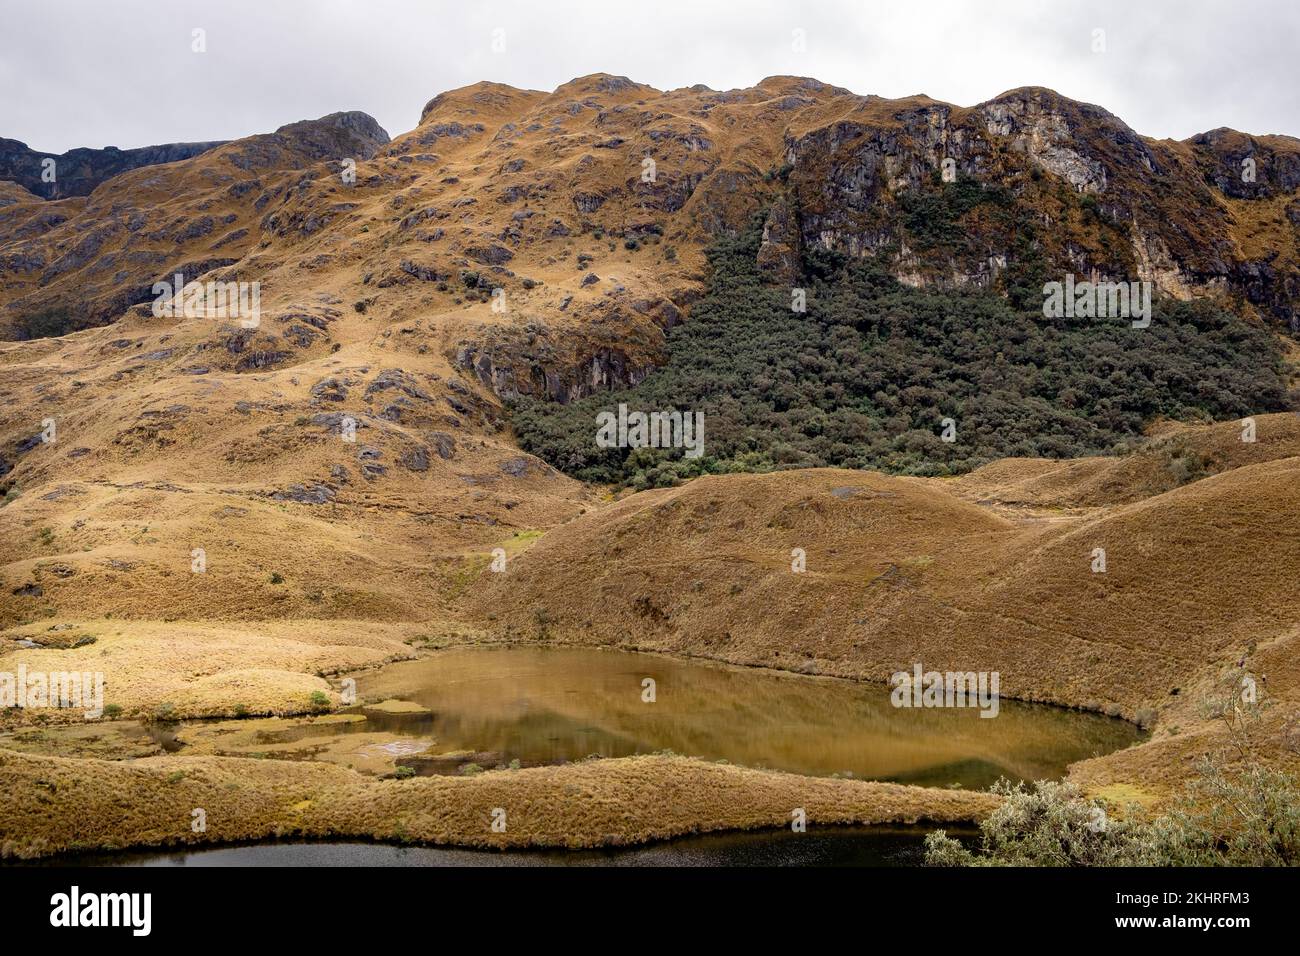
[0, 137, 226, 200]
[1, 77, 1298, 838]
[0, 111, 390, 335]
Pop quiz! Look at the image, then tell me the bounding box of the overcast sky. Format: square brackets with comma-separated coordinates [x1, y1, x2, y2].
[1, 0, 1297, 153]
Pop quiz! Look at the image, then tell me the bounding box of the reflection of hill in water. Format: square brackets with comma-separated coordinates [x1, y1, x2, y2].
[884, 758, 1019, 791]
[344, 647, 1140, 785]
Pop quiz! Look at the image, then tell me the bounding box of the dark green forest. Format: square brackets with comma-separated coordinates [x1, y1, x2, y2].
[511, 221, 1290, 490]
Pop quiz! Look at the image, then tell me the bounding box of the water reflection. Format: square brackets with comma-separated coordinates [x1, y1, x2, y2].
[334, 646, 1140, 788]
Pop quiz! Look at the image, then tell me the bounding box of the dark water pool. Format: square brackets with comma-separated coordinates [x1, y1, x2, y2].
[26, 826, 975, 868]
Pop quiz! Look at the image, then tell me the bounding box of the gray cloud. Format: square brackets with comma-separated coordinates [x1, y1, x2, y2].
[0, 0, 1296, 153]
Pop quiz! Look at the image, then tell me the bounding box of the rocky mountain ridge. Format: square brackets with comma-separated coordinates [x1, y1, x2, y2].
[0, 137, 226, 200]
[1, 77, 1296, 401]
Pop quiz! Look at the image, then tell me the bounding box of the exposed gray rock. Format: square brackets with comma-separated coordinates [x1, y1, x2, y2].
[429, 432, 457, 460]
[311, 377, 349, 403]
[401, 446, 430, 471]
[270, 483, 336, 505]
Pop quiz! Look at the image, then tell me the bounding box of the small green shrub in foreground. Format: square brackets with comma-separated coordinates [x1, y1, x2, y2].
[927, 675, 1300, 866]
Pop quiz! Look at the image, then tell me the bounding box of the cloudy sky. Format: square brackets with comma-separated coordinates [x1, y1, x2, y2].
[1, 0, 1296, 153]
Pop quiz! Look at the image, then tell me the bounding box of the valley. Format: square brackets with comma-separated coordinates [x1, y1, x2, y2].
[1, 74, 1298, 865]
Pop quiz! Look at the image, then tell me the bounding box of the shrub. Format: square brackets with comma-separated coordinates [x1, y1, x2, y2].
[511, 219, 1287, 489]
[927, 676, 1300, 866]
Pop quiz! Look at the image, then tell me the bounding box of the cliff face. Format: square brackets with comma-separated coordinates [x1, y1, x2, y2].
[777, 86, 1300, 329]
[0, 138, 226, 200]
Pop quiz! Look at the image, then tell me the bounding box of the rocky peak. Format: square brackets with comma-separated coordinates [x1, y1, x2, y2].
[0, 136, 225, 199]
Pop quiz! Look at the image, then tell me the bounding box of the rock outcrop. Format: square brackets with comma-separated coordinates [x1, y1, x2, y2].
[0, 138, 225, 199]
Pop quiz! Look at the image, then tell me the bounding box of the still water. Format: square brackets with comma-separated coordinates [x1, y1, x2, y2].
[329, 646, 1139, 788]
[33, 826, 975, 868]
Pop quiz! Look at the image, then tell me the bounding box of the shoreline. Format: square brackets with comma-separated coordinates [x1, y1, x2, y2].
[0, 749, 998, 861]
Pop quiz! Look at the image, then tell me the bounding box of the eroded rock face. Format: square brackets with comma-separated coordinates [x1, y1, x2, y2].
[458, 340, 655, 404]
[756, 196, 801, 284]
[0, 137, 226, 200]
[780, 86, 1299, 328]
[980, 91, 1122, 194]
[454, 308, 666, 405]
[401, 446, 430, 471]
[270, 482, 336, 505]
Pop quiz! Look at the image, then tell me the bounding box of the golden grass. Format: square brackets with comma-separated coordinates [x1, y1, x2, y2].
[0, 619, 419, 723]
[0, 749, 997, 859]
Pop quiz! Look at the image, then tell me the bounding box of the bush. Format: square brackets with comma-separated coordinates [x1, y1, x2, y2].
[927, 677, 1300, 866]
[511, 219, 1288, 489]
